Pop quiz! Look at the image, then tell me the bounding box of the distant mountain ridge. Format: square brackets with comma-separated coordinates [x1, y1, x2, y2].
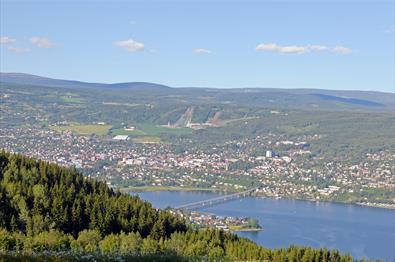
[0, 72, 170, 91]
[1, 72, 394, 111]
[310, 93, 384, 107]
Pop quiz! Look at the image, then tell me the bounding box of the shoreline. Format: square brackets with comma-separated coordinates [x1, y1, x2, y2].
[119, 186, 395, 211]
[254, 195, 395, 211]
[119, 186, 225, 193]
[355, 202, 395, 210]
[229, 226, 263, 232]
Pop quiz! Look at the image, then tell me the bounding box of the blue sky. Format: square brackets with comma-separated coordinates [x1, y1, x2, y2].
[0, 0, 394, 92]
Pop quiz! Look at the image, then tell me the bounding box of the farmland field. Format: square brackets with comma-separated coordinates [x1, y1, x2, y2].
[111, 124, 193, 137]
[132, 136, 162, 143]
[50, 123, 112, 135]
[110, 128, 146, 136]
[137, 123, 193, 136]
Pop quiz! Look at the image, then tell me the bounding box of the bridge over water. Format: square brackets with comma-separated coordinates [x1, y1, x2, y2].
[173, 186, 261, 210]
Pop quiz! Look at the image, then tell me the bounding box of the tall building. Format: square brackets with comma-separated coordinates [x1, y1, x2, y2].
[266, 150, 273, 158]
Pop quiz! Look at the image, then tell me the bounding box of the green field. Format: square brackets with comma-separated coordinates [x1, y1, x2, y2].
[110, 124, 193, 137]
[132, 136, 162, 143]
[50, 123, 112, 135]
[138, 123, 193, 136]
[50, 123, 192, 138]
[60, 94, 85, 103]
[110, 128, 146, 136]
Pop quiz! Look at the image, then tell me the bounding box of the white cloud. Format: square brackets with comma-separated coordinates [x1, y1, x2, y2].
[30, 37, 55, 48]
[310, 45, 328, 51]
[332, 45, 352, 54]
[0, 36, 16, 44]
[8, 46, 30, 53]
[255, 43, 279, 52]
[279, 46, 308, 54]
[194, 48, 211, 54]
[256, 43, 351, 55]
[256, 43, 307, 54]
[114, 39, 145, 52]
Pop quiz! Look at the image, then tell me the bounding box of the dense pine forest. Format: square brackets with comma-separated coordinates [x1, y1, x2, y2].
[0, 151, 372, 261]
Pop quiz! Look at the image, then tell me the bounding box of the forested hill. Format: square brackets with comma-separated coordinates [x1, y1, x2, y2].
[1, 72, 394, 111]
[0, 150, 188, 239]
[0, 152, 359, 261]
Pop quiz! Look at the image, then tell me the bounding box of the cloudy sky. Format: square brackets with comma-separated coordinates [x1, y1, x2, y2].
[0, 0, 394, 92]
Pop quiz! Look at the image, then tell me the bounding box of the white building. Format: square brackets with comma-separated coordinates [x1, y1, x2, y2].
[113, 135, 129, 141]
[266, 150, 273, 158]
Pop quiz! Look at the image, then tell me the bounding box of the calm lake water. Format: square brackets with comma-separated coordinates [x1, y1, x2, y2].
[132, 191, 395, 261]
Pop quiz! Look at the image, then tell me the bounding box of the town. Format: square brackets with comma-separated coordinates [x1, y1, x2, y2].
[1, 127, 394, 209]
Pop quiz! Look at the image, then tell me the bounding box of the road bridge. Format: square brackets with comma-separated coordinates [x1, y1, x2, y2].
[173, 186, 260, 210]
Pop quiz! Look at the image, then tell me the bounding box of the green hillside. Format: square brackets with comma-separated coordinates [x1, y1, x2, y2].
[0, 152, 358, 261]
[1, 81, 394, 160]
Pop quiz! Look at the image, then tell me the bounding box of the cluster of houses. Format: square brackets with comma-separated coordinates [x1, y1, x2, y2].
[1, 127, 394, 209]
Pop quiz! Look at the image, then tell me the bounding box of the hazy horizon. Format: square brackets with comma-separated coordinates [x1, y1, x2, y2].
[2, 71, 395, 94]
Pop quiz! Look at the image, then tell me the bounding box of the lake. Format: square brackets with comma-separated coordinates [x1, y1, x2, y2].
[132, 190, 395, 261]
